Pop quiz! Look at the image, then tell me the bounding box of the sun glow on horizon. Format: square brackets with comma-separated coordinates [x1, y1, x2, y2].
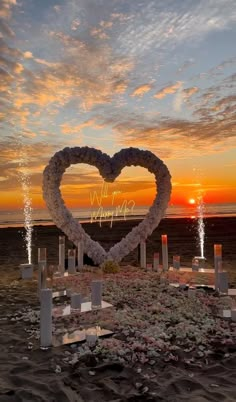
[188, 198, 196, 205]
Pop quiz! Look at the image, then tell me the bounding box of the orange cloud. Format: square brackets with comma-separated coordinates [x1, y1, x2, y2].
[154, 81, 182, 99]
[131, 83, 152, 97]
[9, 40, 134, 115]
[0, 0, 17, 19]
[59, 119, 103, 135]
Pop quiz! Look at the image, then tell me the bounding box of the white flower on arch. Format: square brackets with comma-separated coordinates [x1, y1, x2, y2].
[43, 147, 171, 265]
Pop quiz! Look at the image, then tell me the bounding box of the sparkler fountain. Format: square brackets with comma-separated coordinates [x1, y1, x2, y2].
[192, 194, 206, 269]
[20, 170, 33, 264]
[18, 147, 34, 278]
[197, 195, 205, 260]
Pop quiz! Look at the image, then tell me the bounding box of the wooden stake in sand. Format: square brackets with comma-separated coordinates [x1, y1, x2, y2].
[58, 236, 65, 275]
[214, 244, 222, 290]
[40, 288, 52, 349]
[77, 241, 83, 271]
[161, 235, 169, 271]
[140, 241, 146, 269]
[68, 249, 76, 274]
[153, 253, 159, 271]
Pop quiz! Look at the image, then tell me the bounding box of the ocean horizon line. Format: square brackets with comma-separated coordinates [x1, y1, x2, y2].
[0, 202, 236, 229]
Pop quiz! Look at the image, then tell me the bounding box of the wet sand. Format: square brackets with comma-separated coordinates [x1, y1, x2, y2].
[0, 216, 236, 266]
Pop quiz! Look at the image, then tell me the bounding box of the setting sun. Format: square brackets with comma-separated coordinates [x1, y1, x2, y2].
[188, 198, 196, 205]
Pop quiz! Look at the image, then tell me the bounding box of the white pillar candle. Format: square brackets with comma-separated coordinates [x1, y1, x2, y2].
[214, 244, 222, 290]
[153, 253, 159, 271]
[140, 241, 146, 269]
[71, 293, 81, 310]
[40, 288, 52, 349]
[161, 235, 169, 271]
[77, 241, 83, 271]
[173, 255, 180, 270]
[68, 249, 76, 274]
[59, 236, 65, 275]
[218, 271, 228, 294]
[91, 280, 103, 309]
[20, 263, 33, 279]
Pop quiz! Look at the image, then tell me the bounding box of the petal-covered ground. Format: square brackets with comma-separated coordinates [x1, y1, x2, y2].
[0, 266, 236, 402]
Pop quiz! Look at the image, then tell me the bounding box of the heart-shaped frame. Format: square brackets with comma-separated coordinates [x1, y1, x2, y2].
[43, 147, 171, 264]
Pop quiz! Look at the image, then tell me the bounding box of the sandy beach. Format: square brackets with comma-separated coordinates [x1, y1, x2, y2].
[0, 217, 236, 401]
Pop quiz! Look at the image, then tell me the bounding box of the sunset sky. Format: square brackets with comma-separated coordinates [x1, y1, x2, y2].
[0, 0, 236, 212]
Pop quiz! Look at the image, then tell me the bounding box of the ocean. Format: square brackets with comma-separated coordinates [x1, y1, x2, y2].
[0, 203, 236, 228]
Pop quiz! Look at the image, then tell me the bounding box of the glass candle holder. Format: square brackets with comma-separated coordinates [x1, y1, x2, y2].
[38, 247, 47, 263]
[153, 253, 159, 271]
[173, 255, 180, 270]
[68, 249, 76, 274]
[91, 280, 103, 309]
[59, 236, 65, 274]
[161, 235, 168, 271]
[71, 293, 81, 310]
[86, 328, 98, 347]
[59, 236, 65, 245]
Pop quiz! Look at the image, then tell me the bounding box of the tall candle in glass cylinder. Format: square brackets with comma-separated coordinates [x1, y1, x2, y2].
[77, 241, 83, 271]
[214, 244, 222, 290]
[153, 253, 159, 271]
[59, 236, 65, 275]
[40, 288, 52, 349]
[140, 241, 146, 269]
[71, 293, 81, 310]
[218, 271, 228, 294]
[91, 280, 103, 309]
[161, 235, 169, 271]
[38, 248, 47, 290]
[68, 249, 76, 274]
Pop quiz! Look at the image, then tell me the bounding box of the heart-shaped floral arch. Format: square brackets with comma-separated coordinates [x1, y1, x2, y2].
[43, 147, 171, 265]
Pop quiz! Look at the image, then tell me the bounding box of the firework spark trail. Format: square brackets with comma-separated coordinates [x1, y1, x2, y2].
[20, 172, 33, 264]
[18, 139, 33, 264]
[197, 196, 205, 258]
